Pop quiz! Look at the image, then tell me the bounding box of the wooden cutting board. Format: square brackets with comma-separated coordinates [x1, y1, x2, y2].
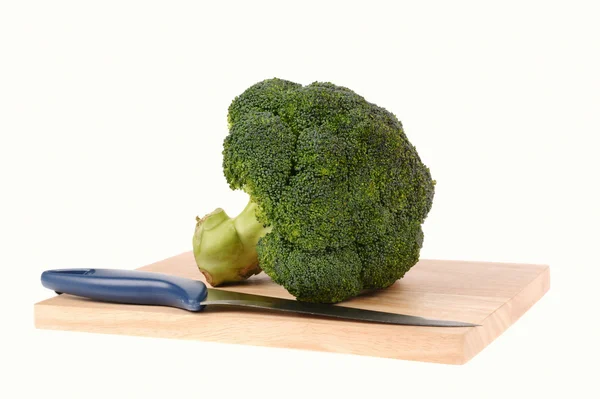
[34, 251, 549, 364]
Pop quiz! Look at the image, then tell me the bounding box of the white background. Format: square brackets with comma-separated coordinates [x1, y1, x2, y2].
[1, 0, 599, 398]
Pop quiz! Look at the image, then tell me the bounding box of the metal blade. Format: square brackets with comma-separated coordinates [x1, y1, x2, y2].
[203, 288, 479, 327]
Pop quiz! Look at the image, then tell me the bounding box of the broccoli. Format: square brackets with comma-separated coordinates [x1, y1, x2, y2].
[193, 78, 435, 303]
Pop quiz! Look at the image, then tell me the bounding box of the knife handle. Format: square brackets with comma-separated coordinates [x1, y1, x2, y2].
[41, 268, 208, 312]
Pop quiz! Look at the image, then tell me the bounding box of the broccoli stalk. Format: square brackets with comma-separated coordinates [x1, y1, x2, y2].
[192, 200, 270, 286]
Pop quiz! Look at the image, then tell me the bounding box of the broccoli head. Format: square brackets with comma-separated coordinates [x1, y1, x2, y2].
[217, 78, 435, 303]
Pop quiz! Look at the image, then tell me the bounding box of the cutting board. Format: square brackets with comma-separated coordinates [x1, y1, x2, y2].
[34, 251, 549, 364]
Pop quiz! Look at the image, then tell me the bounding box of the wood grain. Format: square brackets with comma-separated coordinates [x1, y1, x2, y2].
[34, 251, 550, 364]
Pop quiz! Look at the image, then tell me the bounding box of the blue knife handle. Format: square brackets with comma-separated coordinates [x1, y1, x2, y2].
[41, 268, 208, 311]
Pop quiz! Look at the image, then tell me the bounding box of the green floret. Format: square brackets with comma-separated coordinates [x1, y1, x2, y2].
[256, 232, 363, 303]
[194, 78, 435, 301]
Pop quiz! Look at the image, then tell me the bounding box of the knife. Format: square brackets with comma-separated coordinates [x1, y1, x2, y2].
[40, 268, 479, 327]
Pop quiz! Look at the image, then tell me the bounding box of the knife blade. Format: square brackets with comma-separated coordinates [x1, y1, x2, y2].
[40, 268, 479, 327]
